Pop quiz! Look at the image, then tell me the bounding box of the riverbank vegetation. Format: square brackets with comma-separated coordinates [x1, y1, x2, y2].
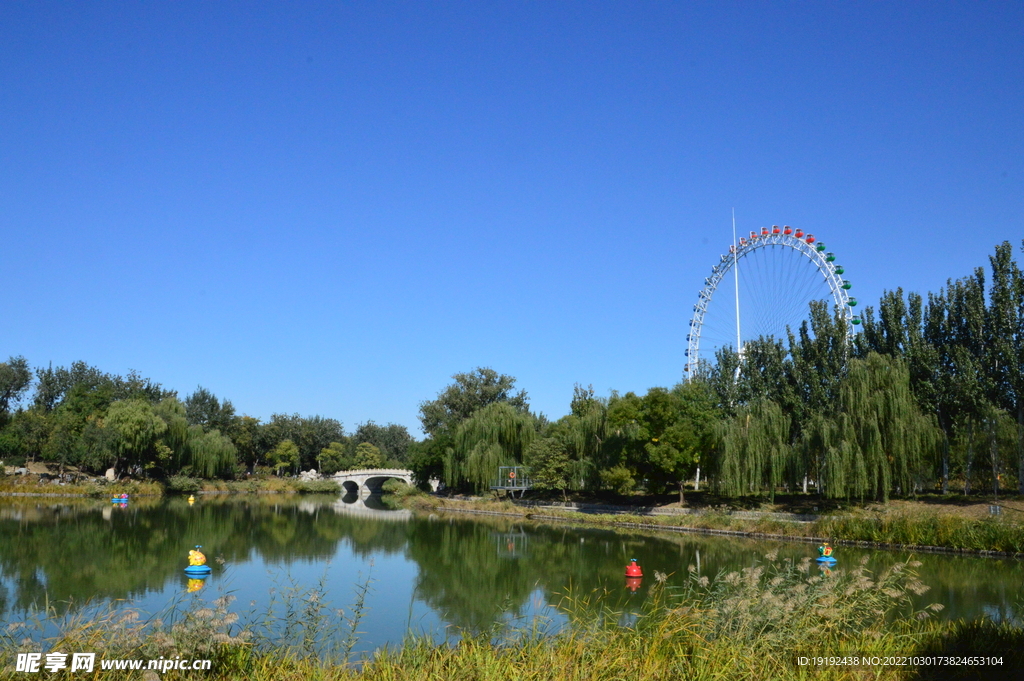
[402, 493, 1024, 555]
[3, 552, 1020, 680]
[1, 240, 1022, 520]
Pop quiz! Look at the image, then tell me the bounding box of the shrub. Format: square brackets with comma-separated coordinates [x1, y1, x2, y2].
[295, 479, 341, 494]
[600, 465, 636, 495]
[166, 475, 202, 494]
[381, 478, 423, 497]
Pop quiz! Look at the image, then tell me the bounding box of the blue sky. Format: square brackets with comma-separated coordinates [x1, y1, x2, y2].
[2, 2, 1022, 435]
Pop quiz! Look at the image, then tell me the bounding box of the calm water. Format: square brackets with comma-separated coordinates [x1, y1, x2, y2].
[1, 494, 1022, 654]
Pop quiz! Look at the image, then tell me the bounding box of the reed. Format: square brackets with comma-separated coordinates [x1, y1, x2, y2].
[4, 555, 1021, 680]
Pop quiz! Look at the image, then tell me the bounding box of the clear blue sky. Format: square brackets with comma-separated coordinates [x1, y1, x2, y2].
[2, 3, 1022, 435]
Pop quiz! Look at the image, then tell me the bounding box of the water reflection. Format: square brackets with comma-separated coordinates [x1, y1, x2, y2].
[1, 495, 1023, 647]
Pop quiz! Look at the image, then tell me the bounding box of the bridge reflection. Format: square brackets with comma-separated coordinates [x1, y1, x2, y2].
[328, 492, 412, 521]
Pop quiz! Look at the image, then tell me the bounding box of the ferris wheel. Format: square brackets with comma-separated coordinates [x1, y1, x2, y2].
[684, 225, 859, 377]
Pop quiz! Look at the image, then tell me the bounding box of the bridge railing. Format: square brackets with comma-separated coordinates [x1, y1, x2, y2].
[331, 469, 413, 477]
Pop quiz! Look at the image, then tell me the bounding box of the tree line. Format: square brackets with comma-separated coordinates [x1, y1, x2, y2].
[409, 240, 1024, 503]
[2, 240, 1021, 503]
[0, 363, 414, 478]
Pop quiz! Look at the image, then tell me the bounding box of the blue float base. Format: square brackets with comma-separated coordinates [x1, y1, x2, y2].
[184, 566, 212, 576]
[816, 556, 837, 564]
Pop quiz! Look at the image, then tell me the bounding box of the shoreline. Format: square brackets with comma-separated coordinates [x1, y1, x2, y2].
[410, 496, 1024, 559]
[3, 482, 1023, 557]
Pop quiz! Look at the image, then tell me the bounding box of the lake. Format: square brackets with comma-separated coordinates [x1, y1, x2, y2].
[1, 494, 1022, 656]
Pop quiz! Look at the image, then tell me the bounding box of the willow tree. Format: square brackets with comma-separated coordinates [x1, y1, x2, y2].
[800, 413, 861, 501]
[834, 353, 941, 501]
[710, 399, 791, 500]
[185, 426, 237, 478]
[559, 384, 609, 491]
[154, 397, 190, 473]
[105, 398, 167, 473]
[446, 402, 536, 492]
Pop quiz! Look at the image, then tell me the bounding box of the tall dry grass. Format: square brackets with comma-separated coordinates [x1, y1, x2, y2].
[4, 554, 1021, 680]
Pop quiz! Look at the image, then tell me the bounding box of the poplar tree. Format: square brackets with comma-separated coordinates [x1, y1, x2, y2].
[985, 242, 1022, 492]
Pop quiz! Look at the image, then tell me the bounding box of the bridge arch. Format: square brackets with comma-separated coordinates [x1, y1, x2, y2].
[330, 468, 428, 495]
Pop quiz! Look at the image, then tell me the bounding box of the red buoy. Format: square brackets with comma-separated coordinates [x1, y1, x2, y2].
[625, 559, 643, 578]
[625, 576, 643, 592]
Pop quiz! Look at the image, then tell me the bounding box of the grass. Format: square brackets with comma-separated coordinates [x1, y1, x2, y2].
[819, 510, 1024, 554]
[3, 554, 1021, 680]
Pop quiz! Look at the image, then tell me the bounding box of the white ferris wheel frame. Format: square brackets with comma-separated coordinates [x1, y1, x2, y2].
[685, 230, 854, 377]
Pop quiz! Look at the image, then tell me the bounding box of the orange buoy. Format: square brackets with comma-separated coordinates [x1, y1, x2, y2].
[625, 558, 643, 578]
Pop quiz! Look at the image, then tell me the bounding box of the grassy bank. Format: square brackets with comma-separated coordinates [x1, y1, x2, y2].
[0, 478, 164, 497]
[404, 495, 1024, 555]
[3, 554, 1019, 680]
[0, 476, 342, 498]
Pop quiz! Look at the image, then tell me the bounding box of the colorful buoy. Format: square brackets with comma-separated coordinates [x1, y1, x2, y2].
[185, 545, 212, 576]
[816, 542, 837, 564]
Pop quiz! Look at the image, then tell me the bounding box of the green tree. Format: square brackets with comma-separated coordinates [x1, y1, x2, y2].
[984, 242, 1022, 492]
[269, 439, 300, 475]
[262, 414, 344, 471]
[353, 442, 385, 469]
[0, 356, 32, 420]
[524, 437, 573, 500]
[606, 386, 710, 503]
[419, 368, 528, 439]
[599, 464, 636, 495]
[711, 399, 792, 500]
[351, 421, 414, 463]
[447, 402, 537, 492]
[104, 399, 168, 474]
[833, 353, 941, 501]
[185, 426, 236, 478]
[231, 415, 263, 471]
[184, 386, 237, 435]
[417, 368, 530, 491]
[318, 441, 350, 474]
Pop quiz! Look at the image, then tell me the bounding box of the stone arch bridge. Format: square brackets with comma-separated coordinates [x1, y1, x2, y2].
[331, 468, 439, 495]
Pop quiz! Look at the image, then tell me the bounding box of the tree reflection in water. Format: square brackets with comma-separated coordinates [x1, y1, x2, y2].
[1, 496, 1022, 642]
